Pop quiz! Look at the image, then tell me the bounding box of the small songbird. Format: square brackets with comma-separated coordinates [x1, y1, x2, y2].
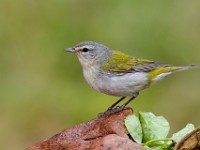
[65, 41, 195, 112]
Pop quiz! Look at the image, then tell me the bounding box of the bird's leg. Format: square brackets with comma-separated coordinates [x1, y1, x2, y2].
[98, 97, 126, 117]
[107, 96, 126, 110]
[98, 93, 138, 117]
[119, 92, 139, 110]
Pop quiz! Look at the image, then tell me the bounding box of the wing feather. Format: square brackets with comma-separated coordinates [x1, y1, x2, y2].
[102, 51, 169, 74]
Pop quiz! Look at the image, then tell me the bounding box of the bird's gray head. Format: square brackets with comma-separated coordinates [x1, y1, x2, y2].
[65, 41, 112, 68]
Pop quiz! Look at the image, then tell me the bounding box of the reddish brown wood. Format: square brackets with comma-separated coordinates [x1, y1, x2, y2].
[25, 108, 148, 150]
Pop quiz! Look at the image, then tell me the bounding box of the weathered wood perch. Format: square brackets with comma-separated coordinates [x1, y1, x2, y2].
[25, 108, 149, 150]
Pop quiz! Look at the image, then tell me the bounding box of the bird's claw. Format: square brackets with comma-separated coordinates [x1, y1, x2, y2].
[98, 105, 132, 117]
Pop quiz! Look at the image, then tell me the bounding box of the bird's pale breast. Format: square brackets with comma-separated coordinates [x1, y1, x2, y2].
[83, 67, 149, 97]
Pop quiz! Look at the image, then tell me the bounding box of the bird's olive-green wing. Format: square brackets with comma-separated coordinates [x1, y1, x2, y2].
[101, 51, 194, 83]
[101, 51, 168, 73]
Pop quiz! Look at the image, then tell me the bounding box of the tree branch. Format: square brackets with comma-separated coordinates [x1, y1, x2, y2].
[25, 108, 149, 150]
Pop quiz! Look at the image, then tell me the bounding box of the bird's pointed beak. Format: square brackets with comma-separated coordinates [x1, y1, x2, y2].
[65, 47, 75, 53]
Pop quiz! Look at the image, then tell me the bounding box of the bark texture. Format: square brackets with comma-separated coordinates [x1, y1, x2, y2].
[26, 108, 149, 150]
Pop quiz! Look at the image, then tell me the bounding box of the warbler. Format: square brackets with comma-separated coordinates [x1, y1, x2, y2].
[65, 41, 195, 112]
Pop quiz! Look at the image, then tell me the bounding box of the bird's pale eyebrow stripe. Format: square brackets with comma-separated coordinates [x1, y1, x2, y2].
[76, 45, 94, 50]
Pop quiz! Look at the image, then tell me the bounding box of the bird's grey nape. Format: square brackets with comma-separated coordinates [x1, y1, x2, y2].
[75, 41, 107, 48]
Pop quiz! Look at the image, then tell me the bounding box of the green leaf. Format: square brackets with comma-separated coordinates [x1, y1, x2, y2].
[139, 112, 170, 143]
[150, 146, 164, 150]
[144, 138, 173, 150]
[150, 145, 174, 150]
[125, 115, 143, 144]
[172, 123, 195, 142]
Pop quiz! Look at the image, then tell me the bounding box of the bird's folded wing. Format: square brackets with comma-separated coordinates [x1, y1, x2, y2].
[101, 51, 170, 74]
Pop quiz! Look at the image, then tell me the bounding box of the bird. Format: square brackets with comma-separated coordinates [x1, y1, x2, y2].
[65, 41, 195, 113]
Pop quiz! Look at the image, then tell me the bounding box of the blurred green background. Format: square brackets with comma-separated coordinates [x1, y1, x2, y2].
[0, 0, 200, 149]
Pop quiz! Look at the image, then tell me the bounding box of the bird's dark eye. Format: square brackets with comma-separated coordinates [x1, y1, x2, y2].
[82, 48, 89, 52]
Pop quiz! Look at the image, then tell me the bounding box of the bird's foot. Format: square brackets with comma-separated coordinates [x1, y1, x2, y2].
[98, 105, 132, 117]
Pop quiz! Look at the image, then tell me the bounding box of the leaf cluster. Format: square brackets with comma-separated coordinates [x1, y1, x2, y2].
[125, 112, 197, 150]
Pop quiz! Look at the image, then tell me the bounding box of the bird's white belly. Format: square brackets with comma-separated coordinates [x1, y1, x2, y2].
[83, 68, 149, 97]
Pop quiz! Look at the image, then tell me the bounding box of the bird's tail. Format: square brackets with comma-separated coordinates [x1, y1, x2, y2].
[174, 64, 197, 72]
[149, 64, 197, 83]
